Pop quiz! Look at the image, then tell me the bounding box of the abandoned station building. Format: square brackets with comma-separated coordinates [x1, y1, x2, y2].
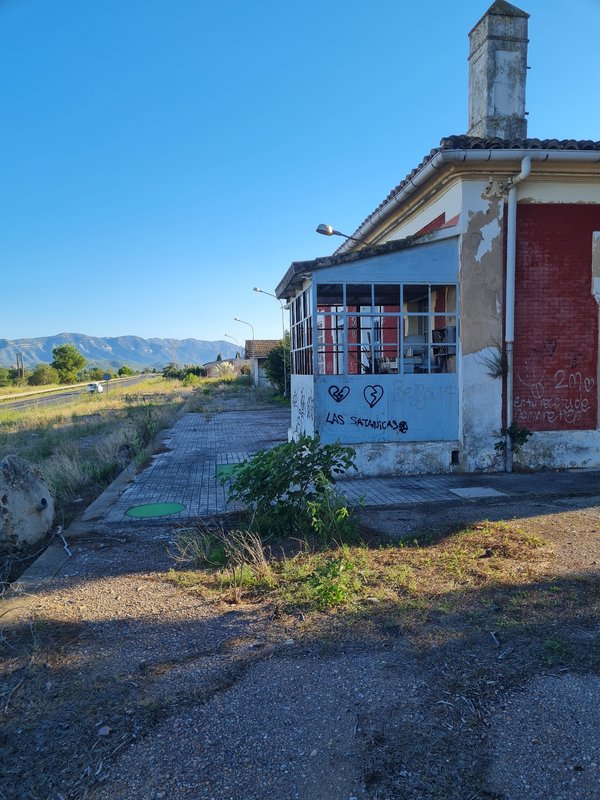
[276, 0, 600, 476]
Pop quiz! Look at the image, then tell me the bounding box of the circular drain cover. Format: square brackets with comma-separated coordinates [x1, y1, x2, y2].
[126, 502, 185, 518]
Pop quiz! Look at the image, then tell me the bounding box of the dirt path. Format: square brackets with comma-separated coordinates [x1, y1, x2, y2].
[2, 495, 600, 800]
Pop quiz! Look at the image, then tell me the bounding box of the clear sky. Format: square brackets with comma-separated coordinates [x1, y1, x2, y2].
[1, 0, 599, 343]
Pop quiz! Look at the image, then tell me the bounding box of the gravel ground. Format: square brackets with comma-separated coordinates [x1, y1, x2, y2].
[487, 674, 600, 800]
[1, 496, 600, 800]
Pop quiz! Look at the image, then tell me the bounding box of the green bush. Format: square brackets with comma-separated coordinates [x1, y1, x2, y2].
[225, 434, 355, 537]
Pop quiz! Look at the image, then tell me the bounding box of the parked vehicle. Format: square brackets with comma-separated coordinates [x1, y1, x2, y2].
[86, 382, 104, 394]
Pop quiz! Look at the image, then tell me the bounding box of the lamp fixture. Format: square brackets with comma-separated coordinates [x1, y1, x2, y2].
[316, 223, 368, 245]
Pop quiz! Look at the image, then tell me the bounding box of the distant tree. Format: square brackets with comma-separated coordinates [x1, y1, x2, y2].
[0, 368, 10, 387]
[183, 364, 204, 377]
[216, 353, 223, 362]
[28, 364, 60, 386]
[118, 365, 135, 376]
[8, 367, 29, 386]
[162, 362, 182, 379]
[86, 367, 105, 381]
[263, 333, 290, 397]
[51, 344, 87, 384]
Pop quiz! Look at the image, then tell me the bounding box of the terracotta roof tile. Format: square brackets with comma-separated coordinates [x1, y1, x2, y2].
[245, 339, 280, 359]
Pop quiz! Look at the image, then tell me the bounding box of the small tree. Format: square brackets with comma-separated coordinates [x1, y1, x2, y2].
[51, 344, 86, 384]
[0, 368, 10, 387]
[28, 364, 59, 386]
[118, 365, 135, 376]
[163, 362, 182, 379]
[86, 367, 105, 381]
[263, 333, 290, 396]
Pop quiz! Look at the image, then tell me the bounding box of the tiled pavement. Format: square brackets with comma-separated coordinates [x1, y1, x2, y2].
[104, 409, 290, 522]
[100, 408, 600, 524]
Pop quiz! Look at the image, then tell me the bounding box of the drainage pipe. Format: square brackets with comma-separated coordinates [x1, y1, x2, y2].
[504, 156, 531, 472]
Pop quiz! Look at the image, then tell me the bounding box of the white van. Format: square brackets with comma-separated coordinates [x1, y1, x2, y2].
[86, 382, 104, 394]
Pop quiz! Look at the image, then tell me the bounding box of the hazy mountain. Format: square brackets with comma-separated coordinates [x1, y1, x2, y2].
[0, 333, 240, 370]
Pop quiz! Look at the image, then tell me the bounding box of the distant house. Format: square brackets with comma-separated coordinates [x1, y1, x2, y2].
[276, 0, 600, 476]
[245, 340, 280, 387]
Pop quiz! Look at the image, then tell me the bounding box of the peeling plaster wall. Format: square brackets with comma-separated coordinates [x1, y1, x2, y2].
[458, 180, 505, 469]
[350, 441, 460, 477]
[519, 181, 600, 205]
[516, 430, 600, 470]
[461, 349, 503, 471]
[459, 182, 504, 356]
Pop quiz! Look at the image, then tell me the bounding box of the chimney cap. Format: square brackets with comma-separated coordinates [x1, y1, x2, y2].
[469, 0, 529, 35]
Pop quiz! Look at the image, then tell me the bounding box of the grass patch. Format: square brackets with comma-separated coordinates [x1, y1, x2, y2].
[166, 520, 551, 615]
[0, 377, 212, 527]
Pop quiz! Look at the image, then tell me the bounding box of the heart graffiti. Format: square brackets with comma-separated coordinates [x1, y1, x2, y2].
[363, 384, 384, 408]
[328, 385, 350, 403]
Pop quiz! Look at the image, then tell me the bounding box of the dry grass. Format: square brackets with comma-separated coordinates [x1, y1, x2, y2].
[167, 520, 550, 614]
[0, 377, 194, 525]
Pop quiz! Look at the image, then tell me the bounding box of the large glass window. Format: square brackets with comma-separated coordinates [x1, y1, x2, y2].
[290, 281, 457, 376]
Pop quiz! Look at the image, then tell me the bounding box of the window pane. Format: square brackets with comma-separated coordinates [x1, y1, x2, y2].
[317, 283, 342, 309]
[317, 347, 343, 375]
[374, 284, 400, 309]
[403, 285, 428, 312]
[348, 346, 373, 375]
[430, 285, 456, 314]
[346, 284, 372, 309]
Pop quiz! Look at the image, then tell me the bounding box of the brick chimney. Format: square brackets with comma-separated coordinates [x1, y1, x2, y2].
[468, 0, 529, 140]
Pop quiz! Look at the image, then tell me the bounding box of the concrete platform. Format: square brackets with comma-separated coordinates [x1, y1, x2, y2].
[70, 408, 600, 531]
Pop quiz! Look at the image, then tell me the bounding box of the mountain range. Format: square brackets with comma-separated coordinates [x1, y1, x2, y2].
[0, 333, 240, 370]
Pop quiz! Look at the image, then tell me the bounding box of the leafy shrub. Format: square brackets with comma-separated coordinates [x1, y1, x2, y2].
[225, 434, 355, 537]
[307, 487, 361, 545]
[308, 552, 358, 609]
[263, 335, 290, 396]
[495, 422, 533, 456]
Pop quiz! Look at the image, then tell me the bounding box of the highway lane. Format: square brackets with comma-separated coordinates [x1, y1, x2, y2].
[0, 374, 157, 411]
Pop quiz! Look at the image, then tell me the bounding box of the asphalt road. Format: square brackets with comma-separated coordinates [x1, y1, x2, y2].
[0, 374, 156, 411]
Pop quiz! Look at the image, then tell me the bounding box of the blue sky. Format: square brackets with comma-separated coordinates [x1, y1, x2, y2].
[1, 0, 599, 343]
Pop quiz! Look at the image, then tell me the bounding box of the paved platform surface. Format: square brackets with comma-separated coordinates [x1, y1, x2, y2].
[104, 409, 290, 522]
[91, 408, 600, 524]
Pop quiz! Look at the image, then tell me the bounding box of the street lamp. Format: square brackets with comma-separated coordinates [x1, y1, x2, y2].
[224, 333, 241, 358]
[233, 317, 255, 357]
[316, 223, 368, 246]
[253, 287, 288, 397]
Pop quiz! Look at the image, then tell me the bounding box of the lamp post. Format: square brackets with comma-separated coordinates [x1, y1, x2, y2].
[233, 317, 255, 357]
[316, 223, 368, 246]
[253, 287, 288, 397]
[224, 333, 241, 358]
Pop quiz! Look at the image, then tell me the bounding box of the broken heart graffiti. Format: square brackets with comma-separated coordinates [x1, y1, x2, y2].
[328, 385, 350, 403]
[363, 384, 384, 408]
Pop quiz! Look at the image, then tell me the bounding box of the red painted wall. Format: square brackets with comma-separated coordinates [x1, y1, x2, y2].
[513, 204, 600, 431]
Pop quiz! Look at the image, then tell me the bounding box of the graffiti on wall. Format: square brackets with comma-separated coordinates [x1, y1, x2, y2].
[322, 382, 408, 434]
[394, 382, 458, 411]
[291, 383, 314, 437]
[515, 352, 596, 427]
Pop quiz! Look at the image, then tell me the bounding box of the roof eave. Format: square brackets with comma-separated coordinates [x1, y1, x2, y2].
[334, 146, 600, 257]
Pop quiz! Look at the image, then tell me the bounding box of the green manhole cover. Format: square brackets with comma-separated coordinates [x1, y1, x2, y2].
[216, 464, 238, 478]
[126, 502, 185, 518]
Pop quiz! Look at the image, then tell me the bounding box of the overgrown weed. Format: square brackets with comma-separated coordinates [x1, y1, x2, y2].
[167, 520, 551, 615]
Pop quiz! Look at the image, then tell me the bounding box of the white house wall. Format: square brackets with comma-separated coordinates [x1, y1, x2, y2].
[520, 181, 600, 205]
[384, 182, 462, 241]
